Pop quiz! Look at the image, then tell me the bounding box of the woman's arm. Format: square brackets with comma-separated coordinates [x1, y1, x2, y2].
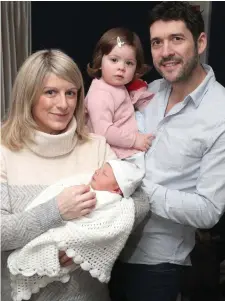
[1, 182, 63, 251]
[0, 150, 64, 251]
[1, 153, 96, 251]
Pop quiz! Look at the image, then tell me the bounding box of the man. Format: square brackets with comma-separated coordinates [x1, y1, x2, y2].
[109, 2, 225, 301]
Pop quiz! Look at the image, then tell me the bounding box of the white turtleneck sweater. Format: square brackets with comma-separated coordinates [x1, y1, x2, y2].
[1, 118, 116, 301]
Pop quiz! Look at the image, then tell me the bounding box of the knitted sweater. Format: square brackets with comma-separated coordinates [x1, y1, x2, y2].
[1, 118, 116, 301]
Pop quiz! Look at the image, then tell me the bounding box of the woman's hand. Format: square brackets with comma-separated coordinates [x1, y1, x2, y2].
[59, 251, 74, 267]
[57, 184, 96, 221]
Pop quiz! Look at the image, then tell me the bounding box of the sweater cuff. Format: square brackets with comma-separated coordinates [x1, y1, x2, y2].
[34, 198, 64, 232]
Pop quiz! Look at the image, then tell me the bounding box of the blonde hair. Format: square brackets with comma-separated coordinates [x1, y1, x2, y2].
[87, 27, 150, 79]
[1, 49, 88, 151]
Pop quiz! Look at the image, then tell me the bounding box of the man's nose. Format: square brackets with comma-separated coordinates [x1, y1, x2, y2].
[161, 41, 175, 58]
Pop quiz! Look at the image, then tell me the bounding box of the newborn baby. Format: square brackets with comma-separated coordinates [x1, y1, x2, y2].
[90, 160, 140, 197]
[8, 160, 144, 301]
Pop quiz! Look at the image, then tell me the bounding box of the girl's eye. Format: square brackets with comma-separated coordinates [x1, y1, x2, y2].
[110, 58, 118, 63]
[126, 61, 134, 66]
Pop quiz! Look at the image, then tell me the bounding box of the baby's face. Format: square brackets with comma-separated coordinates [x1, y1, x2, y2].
[90, 163, 119, 192]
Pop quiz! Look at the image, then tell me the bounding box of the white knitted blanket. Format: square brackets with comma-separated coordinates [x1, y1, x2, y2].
[8, 174, 135, 301]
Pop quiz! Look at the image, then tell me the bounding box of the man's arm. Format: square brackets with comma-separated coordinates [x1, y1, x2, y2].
[144, 127, 225, 229]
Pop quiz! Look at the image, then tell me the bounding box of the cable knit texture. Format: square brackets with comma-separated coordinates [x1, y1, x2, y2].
[7, 175, 135, 301]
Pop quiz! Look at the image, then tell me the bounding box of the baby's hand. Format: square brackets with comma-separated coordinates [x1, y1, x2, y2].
[134, 133, 155, 152]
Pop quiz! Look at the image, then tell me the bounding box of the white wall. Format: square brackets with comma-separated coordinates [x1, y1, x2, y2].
[189, 1, 212, 63]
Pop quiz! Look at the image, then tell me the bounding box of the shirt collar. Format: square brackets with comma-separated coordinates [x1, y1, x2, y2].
[158, 64, 216, 108]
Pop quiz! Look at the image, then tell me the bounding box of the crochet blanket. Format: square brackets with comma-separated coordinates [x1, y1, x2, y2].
[8, 174, 135, 301]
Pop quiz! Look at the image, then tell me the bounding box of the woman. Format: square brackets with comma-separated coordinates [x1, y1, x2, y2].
[1, 49, 117, 301]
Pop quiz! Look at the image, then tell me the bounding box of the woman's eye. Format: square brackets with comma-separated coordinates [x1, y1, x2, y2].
[66, 91, 76, 97]
[45, 90, 56, 96]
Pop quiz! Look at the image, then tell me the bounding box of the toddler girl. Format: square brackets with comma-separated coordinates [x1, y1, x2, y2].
[85, 27, 155, 159]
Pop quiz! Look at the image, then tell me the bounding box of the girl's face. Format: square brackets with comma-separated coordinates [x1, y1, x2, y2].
[101, 44, 137, 86]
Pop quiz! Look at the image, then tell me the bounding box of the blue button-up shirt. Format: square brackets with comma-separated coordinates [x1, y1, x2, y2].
[122, 65, 225, 265]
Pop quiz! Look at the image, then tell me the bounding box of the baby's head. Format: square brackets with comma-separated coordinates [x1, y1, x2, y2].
[90, 160, 145, 198]
[90, 163, 122, 195]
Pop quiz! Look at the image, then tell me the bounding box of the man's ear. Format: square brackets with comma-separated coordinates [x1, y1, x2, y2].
[197, 32, 207, 55]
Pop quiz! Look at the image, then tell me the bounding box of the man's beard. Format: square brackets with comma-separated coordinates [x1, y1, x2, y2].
[155, 47, 199, 83]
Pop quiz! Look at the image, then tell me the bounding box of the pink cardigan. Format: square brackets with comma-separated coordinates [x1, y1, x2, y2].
[85, 78, 154, 159]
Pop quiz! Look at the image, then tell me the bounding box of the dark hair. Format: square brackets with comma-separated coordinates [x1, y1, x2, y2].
[149, 1, 205, 42]
[87, 27, 150, 79]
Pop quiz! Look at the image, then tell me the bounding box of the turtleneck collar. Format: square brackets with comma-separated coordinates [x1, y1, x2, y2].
[25, 117, 78, 158]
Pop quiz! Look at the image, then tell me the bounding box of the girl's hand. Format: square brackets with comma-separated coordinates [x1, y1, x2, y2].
[134, 133, 155, 152]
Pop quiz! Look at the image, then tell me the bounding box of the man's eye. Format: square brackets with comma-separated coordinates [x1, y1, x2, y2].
[173, 36, 183, 42]
[152, 40, 162, 47]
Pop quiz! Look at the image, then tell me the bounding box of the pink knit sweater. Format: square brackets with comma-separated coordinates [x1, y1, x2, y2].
[85, 78, 154, 159]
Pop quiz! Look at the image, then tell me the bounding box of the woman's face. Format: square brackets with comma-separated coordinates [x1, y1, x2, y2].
[32, 73, 78, 134]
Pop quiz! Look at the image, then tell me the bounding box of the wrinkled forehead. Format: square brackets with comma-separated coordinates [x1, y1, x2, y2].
[150, 20, 189, 39]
